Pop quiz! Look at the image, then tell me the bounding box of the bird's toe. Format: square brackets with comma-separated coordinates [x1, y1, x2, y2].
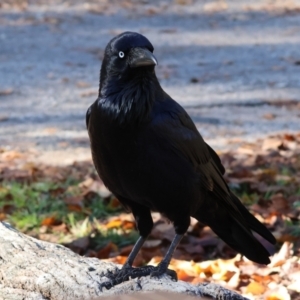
[150, 266, 177, 281]
[99, 265, 156, 290]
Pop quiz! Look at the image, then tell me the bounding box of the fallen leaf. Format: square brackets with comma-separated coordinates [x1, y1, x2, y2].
[262, 138, 283, 151]
[177, 269, 195, 282]
[246, 281, 267, 295]
[97, 242, 118, 259]
[265, 286, 291, 300]
[270, 242, 292, 267]
[41, 216, 61, 227]
[106, 219, 122, 229]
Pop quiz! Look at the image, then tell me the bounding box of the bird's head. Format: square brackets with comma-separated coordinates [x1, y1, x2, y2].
[99, 32, 158, 92]
[97, 32, 162, 124]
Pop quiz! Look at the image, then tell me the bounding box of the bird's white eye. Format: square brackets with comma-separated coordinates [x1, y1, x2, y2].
[119, 51, 125, 58]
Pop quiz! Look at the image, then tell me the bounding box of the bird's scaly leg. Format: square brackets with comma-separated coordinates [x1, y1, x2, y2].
[149, 234, 183, 280]
[99, 236, 147, 290]
[100, 234, 182, 291]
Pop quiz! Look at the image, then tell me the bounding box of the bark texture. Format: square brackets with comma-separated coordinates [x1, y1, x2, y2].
[0, 222, 248, 300]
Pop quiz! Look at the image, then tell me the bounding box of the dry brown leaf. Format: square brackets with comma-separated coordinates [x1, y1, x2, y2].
[119, 245, 133, 257]
[269, 194, 290, 214]
[108, 197, 121, 209]
[176, 269, 195, 282]
[1, 204, 15, 214]
[283, 134, 296, 141]
[265, 286, 291, 300]
[41, 216, 61, 227]
[106, 255, 127, 265]
[227, 271, 240, 288]
[246, 281, 267, 295]
[270, 242, 292, 267]
[0, 213, 7, 221]
[97, 242, 118, 259]
[66, 204, 83, 212]
[122, 220, 135, 230]
[1, 150, 23, 160]
[262, 138, 283, 151]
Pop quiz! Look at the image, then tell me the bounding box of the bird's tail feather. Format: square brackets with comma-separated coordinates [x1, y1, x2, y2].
[193, 193, 275, 264]
[229, 192, 276, 244]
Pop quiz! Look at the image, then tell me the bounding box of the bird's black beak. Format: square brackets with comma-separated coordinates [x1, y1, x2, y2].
[129, 48, 157, 68]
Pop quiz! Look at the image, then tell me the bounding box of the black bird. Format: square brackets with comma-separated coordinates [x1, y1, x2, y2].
[86, 32, 276, 287]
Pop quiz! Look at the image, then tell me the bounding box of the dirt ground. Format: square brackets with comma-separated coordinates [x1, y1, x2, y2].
[0, 0, 300, 164]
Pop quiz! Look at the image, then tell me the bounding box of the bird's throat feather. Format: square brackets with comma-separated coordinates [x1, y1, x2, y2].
[99, 72, 156, 124]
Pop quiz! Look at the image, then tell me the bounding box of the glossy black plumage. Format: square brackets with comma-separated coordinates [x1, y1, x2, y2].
[87, 32, 276, 286]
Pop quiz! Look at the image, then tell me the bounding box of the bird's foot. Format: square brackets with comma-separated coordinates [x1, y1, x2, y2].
[150, 262, 177, 281]
[99, 263, 177, 291]
[99, 264, 152, 291]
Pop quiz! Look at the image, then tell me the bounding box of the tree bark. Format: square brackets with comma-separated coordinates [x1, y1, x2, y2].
[0, 222, 248, 300]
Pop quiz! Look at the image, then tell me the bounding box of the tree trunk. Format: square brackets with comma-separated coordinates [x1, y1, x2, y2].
[0, 222, 247, 300]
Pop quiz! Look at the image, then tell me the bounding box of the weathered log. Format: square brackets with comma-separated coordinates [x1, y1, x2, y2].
[0, 222, 248, 300]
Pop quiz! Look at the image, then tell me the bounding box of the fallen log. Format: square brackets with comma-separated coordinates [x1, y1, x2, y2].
[0, 222, 247, 300]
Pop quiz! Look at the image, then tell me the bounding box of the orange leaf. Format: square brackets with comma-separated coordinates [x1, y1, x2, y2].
[41, 216, 61, 227]
[122, 220, 135, 230]
[252, 274, 272, 283]
[177, 269, 195, 282]
[67, 204, 83, 212]
[106, 255, 127, 265]
[0, 213, 6, 221]
[246, 281, 266, 295]
[106, 219, 122, 229]
[265, 286, 291, 300]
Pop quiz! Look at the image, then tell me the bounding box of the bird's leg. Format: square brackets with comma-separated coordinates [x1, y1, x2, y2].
[149, 215, 190, 280]
[123, 236, 146, 267]
[99, 202, 153, 290]
[101, 236, 148, 285]
[149, 234, 183, 280]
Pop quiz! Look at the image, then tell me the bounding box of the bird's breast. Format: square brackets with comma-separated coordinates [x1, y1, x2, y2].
[88, 107, 200, 213]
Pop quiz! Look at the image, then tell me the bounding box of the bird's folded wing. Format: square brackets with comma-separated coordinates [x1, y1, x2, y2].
[151, 100, 243, 210]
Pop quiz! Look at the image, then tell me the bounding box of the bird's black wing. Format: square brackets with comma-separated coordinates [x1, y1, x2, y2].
[152, 99, 229, 198]
[151, 99, 275, 248]
[205, 143, 225, 175]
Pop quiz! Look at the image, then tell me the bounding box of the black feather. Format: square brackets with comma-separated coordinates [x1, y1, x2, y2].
[87, 32, 276, 268]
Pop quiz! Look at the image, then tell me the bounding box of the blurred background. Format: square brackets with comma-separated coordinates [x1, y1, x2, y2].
[1, 1, 300, 299]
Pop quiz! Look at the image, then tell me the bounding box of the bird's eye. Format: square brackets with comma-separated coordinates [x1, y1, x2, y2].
[119, 51, 125, 59]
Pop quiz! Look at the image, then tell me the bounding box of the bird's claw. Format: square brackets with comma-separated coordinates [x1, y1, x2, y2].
[98, 280, 113, 291]
[150, 265, 178, 281]
[99, 264, 177, 291]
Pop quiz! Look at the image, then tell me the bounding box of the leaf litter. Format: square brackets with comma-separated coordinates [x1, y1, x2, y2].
[0, 132, 300, 299]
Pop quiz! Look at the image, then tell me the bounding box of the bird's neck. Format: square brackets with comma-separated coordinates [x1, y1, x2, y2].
[98, 71, 162, 125]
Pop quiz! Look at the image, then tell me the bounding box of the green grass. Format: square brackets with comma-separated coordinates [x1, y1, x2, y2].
[0, 179, 121, 232]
